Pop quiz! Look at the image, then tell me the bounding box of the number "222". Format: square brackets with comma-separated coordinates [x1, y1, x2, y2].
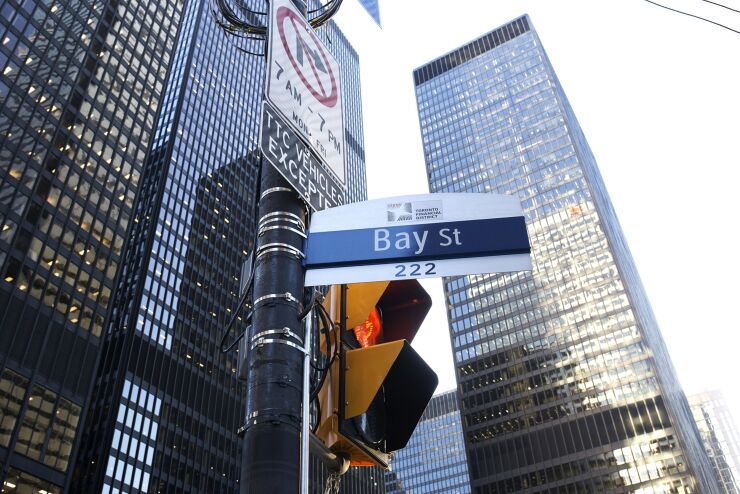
[394, 262, 436, 278]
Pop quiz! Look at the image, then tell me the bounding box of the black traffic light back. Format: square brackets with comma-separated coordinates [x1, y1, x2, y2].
[374, 279, 432, 345]
[343, 340, 438, 452]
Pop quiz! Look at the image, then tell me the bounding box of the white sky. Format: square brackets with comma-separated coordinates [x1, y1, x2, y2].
[332, 0, 740, 422]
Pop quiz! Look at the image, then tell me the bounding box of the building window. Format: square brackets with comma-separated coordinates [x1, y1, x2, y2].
[2, 467, 61, 493]
[1, 370, 82, 472]
[15, 385, 57, 460]
[0, 368, 29, 447]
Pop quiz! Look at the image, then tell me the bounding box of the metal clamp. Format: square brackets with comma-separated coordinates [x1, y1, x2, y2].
[251, 338, 308, 354]
[258, 224, 307, 238]
[258, 216, 306, 230]
[256, 242, 304, 260]
[252, 327, 304, 345]
[260, 186, 295, 200]
[238, 408, 301, 435]
[253, 292, 302, 308]
[259, 211, 305, 226]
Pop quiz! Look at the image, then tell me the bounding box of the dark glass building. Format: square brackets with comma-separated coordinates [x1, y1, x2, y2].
[385, 389, 471, 494]
[1, 0, 184, 490]
[69, 0, 375, 492]
[689, 391, 740, 493]
[413, 15, 720, 494]
[2, 0, 376, 492]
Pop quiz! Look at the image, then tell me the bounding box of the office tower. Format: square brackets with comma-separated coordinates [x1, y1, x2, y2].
[385, 390, 471, 494]
[0, 0, 184, 490]
[689, 391, 740, 493]
[356, 0, 381, 27]
[414, 15, 720, 493]
[1, 0, 374, 492]
[66, 1, 375, 493]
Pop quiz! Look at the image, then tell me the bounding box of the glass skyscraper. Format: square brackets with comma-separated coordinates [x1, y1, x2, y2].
[69, 0, 374, 493]
[1, 0, 183, 490]
[689, 391, 740, 493]
[385, 389, 471, 494]
[2, 0, 377, 492]
[414, 15, 719, 494]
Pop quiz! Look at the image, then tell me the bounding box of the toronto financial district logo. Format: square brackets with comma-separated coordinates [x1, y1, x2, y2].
[386, 200, 443, 223]
[387, 202, 413, 222]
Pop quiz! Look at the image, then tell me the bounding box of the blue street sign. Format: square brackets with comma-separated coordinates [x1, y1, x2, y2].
[304, 216, 529, 268]
[303, 193, 533, 286]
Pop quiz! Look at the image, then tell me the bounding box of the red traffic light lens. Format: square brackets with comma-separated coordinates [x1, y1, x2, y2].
[353, 307, 382, 348]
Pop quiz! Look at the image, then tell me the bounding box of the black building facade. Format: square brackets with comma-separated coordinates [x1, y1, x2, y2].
[1, 0, 183, 489]
[2, 0, 378, 492]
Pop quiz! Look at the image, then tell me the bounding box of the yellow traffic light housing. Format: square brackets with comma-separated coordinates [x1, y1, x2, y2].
[315, 280, 438, 468]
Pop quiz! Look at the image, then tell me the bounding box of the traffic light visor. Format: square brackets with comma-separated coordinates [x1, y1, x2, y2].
[344, 340, 438, 451]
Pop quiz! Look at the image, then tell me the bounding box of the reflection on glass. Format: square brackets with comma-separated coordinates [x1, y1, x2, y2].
[0, 368, 29, 448]
[414, 14, 716, 493]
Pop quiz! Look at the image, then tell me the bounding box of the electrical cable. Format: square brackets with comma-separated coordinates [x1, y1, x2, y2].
[298, 288, 318, 321]
[701, 0, 740, 14]
[222, 31, 266, 57]
[311, 393, 321, 434]
[307, 0, 339, 14]
[643, 0, 740, 35]
[210, 0, 343, 44]
[218, 272, 254, 353]
[310, 303, 337, 373]
[309, 305, 336, 395]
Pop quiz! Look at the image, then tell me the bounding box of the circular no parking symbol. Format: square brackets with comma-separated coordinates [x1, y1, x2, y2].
[277, 6, 339, 108]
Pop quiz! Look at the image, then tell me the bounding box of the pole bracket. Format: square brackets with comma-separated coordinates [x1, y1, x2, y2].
[252, 327, 304, 345]
[251, 338, 308, 354]
[261, 186, 295, 200]
[256, 242, 305, 260]
[253, 292, 302, 309]
[258, 224, 307, 238]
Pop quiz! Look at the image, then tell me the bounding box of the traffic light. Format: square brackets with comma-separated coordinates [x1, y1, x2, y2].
[315, 280, 438, 468]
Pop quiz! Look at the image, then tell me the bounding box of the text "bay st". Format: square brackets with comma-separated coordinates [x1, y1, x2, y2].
[374, 227, 462, 255]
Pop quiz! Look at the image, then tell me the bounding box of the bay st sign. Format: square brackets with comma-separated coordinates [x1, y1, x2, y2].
[304, 193, 532, 286]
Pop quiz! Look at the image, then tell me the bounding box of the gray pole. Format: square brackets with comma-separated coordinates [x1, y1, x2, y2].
[240, 158, 308, 493]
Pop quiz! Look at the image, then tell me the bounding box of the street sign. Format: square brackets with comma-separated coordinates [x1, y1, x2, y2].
[260, 102, 345, 211]
[266, 0, 346, 189]
[304, 193, 532, 286]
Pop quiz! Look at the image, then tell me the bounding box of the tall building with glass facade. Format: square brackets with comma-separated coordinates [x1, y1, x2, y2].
[68, 0, 375, 493]
[1, 0, 184, 490]
[689, 391, 740, 493]
[414, 15, 719, 494]
[2, 0, 377, 492]
[385, 390, 471, 494]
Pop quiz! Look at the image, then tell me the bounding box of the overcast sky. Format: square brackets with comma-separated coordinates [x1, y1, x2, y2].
[332, 0, 740, 420]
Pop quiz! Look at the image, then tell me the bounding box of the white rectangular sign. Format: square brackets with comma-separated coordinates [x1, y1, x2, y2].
[304, 193, 532, 286]
[266, 0, 346, 188]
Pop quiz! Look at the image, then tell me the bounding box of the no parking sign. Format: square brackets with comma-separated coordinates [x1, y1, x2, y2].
[266, 0, 346, 188]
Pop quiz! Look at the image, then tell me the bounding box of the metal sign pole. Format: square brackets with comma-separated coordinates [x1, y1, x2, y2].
[300, 307, 312, 494]
[240, 159, 308, 493]
[237, 0, 350, 491]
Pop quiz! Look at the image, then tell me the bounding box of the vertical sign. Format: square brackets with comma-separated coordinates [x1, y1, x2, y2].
[266, 0, 346, 190]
